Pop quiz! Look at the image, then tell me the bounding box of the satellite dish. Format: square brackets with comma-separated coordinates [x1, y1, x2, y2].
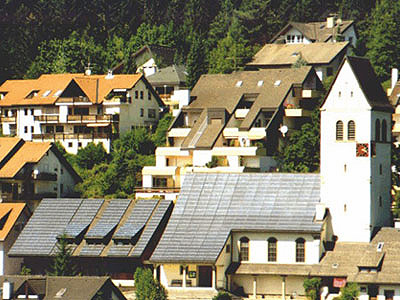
[279, 125, 288, 136]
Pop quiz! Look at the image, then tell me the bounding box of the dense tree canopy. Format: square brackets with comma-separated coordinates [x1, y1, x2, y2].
[0, 0, 387, 86]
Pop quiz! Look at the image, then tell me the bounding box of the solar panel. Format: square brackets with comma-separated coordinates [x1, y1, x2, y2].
[85, 199, 130, 239]
[113, 199, 158, 240]
[130, 200, 173, 257]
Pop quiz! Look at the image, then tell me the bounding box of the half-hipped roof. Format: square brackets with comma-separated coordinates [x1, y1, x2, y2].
[270, 20, 355, 43]
[0, 73, 143, 107]
[248, 42, 349, 67]
[0, 203, 26, 241]
[150, 173, 322, 264]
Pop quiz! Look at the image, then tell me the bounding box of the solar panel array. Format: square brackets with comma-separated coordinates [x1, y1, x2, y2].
[64, 199, 104, 238]
[85, 199, 130, 239]
[9, 199, 83, 256]
[114, 199, 158, 239]
[131, 200, 173, 257]
[151, 173, 322, 263]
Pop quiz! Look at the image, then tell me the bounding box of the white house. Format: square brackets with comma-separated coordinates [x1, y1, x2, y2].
[270, 16, 357, 47]
[0, 72, 164, 154]
[0, 137, 81, 207]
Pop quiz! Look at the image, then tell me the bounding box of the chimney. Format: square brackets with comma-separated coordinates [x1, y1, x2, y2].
[327, 16, 336, 29]
[3, 280, 13, 300]
[392, 68, 398, 89]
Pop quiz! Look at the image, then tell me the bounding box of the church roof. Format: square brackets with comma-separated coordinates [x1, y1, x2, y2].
[150, 173, 322, 264]
[322, 56, 394, 113]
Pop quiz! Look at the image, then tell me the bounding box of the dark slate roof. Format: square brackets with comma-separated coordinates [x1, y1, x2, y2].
[150, 173, 322, 264]
[147, 65, 187, 86]
[0, 276, 127, 300]
[323, 56, 394, 113]
[9, 198, 173, 259]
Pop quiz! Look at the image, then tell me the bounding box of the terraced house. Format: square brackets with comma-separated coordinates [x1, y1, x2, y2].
[0, 72, 163, 154]
[139, 66, 323, 200]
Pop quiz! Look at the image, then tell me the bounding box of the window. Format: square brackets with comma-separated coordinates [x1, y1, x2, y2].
[348, 120, 355, 140]
[60, 184, 64, 194]
[382, 119, 387, 142]
[380, 164, 383, 175]
[268, 237, 277, 262]
[68, 142, 73, 148]
[338, 91, 341, 97]
[24, 108, 28, 115]
[349, 37, 353, 44]
[379, 196, 382, 207]
[30, 109, 34, 115]
[226, 244, 231, 253]
[140, 108, 144, 117]
[31, 126, 34, 133]
[45, 126, 54, 134]
[24, 126, 28, 133]
[239, 237, 249, 261]
[135, 91, 138, 99]
[140, 91, 144, 99]
[148, 109, 156, 118]
[148, 91, 151, 100]
[375, 119, 381, 141]
[56, 125, 63, 133]
[336, 121, 343, 141]
[296, 238, 305, 262]
[327, 67, 333, 77]
[78, 142, 82, 148]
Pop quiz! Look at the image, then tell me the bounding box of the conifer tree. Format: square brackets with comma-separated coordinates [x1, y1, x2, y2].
[49, 234, 77, 276]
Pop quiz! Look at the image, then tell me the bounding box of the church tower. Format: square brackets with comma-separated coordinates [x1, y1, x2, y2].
[320, 56, 393, 242]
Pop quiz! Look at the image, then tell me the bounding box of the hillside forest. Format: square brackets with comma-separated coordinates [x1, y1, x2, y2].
[0, 0, 399, 86]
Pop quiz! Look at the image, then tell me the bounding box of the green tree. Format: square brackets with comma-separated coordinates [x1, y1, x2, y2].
[339, 283, 359, 300]
[74, 142, 108, 170]
[152, 113, 174, 147]
[134, 267, 167, 300]
[212, 291, 232, 300]
[303, 277, 321, 300]
[49, 233, 77, 276]
[366, 0, 400, 81]
[186, 34, 208, 89]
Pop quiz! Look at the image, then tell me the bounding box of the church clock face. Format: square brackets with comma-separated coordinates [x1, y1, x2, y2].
[356, 143, 369, 157]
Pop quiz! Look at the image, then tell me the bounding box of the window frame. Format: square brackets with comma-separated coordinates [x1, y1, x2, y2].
[267, 237, 277, 262]
[239, 237, 249, 262]
[296, 238, 305, 263]
[347, 120, 356, 141]
[336, 120, 343, 141]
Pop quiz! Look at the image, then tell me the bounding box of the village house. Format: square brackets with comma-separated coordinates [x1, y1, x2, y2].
[8, 198, 173, 287]
[0, 72, 163, 154]
[0, 203, 29, 276]
[270, 16, 357, 47]
[148, 56, 395, 299]
[139, 66, 323, 200]
[0, 275, 127, 300]
[0, 138, 81, 206]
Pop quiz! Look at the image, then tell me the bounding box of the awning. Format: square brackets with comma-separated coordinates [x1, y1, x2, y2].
[86, 123, 110, 127]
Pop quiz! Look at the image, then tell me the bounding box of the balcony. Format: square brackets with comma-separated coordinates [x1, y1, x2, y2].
[34, 115, 60, 123]
[284, 108, 312, 117]
[302, 89, 321, 98]
[33, 172, 57, 181]
[168, 128, 191, 138]
[235, 109, 250, 119]
[155, 147, 190, 156]
[223, 128, 267, 139]
[32, 132, 113, 141]
[142, 166, 178, 176]
[0, 116, 16, 123]
[211, 146, 264, 157]
[67, 114, 119, 123]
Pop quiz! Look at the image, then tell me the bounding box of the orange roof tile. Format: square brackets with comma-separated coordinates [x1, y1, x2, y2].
[0, 137, 22, 164]
[0, 141, 51, 178]
[0, 203, 26, 241]
[0, 73, 143, 107]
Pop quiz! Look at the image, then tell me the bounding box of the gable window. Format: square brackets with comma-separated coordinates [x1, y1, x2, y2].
[327, 67, 333, 77]
[239, 237, 249, 261]
[336, 121, 343, 141]
[148, 91, 151, 100]
[375, 119, 381, 141]
[296, 238, 305, 262]
[140, 108, 144, 117]
[140, 91, 144, 99]
[382, 119, 387, 142]
[268, 237, 277, 262]
[135, 91, 139, 99]
[348, 120, 356, 141]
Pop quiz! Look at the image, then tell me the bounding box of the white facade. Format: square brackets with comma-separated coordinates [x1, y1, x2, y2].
[320, 59, 392, 242]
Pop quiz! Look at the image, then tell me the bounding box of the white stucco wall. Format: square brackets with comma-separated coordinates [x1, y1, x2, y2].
[320, 59, 392, 242]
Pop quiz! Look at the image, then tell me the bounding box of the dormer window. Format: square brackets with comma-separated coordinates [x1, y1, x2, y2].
[54, 90, 63, 97]
[26, 90, 39, 99]
[377, 242, 384, 252]
[0, 92, 7, 100]
[236, 81, 243, 87]
[257, 80, 264, 87]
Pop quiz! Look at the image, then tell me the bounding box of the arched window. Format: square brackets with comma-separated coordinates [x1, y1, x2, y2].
[382, 119, 387, 142]
[296, 238, 305, 262]
[336, 121, 343, 141]
[239, 237, 249, 261]
[347, 121, 356, 141]
[267, 237, 277, 262]
[375, 119, 381, 141]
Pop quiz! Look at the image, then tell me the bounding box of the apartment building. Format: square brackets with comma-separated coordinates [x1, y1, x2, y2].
[0, 72, 163, 154]
[139, 66, 323, 199]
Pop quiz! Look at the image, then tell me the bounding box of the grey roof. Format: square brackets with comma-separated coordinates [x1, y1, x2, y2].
[85, 199, 130, 239]
[147, 65, 187, 86]
[9, 198, 173, 259]
[150, 173, 322, 264]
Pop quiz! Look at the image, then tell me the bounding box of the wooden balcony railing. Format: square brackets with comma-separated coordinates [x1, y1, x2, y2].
[34, 115, 59, 122]
[32, 132, 116, 141]
[35, 114, 119, 123]
[0, 116, 16, 123]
